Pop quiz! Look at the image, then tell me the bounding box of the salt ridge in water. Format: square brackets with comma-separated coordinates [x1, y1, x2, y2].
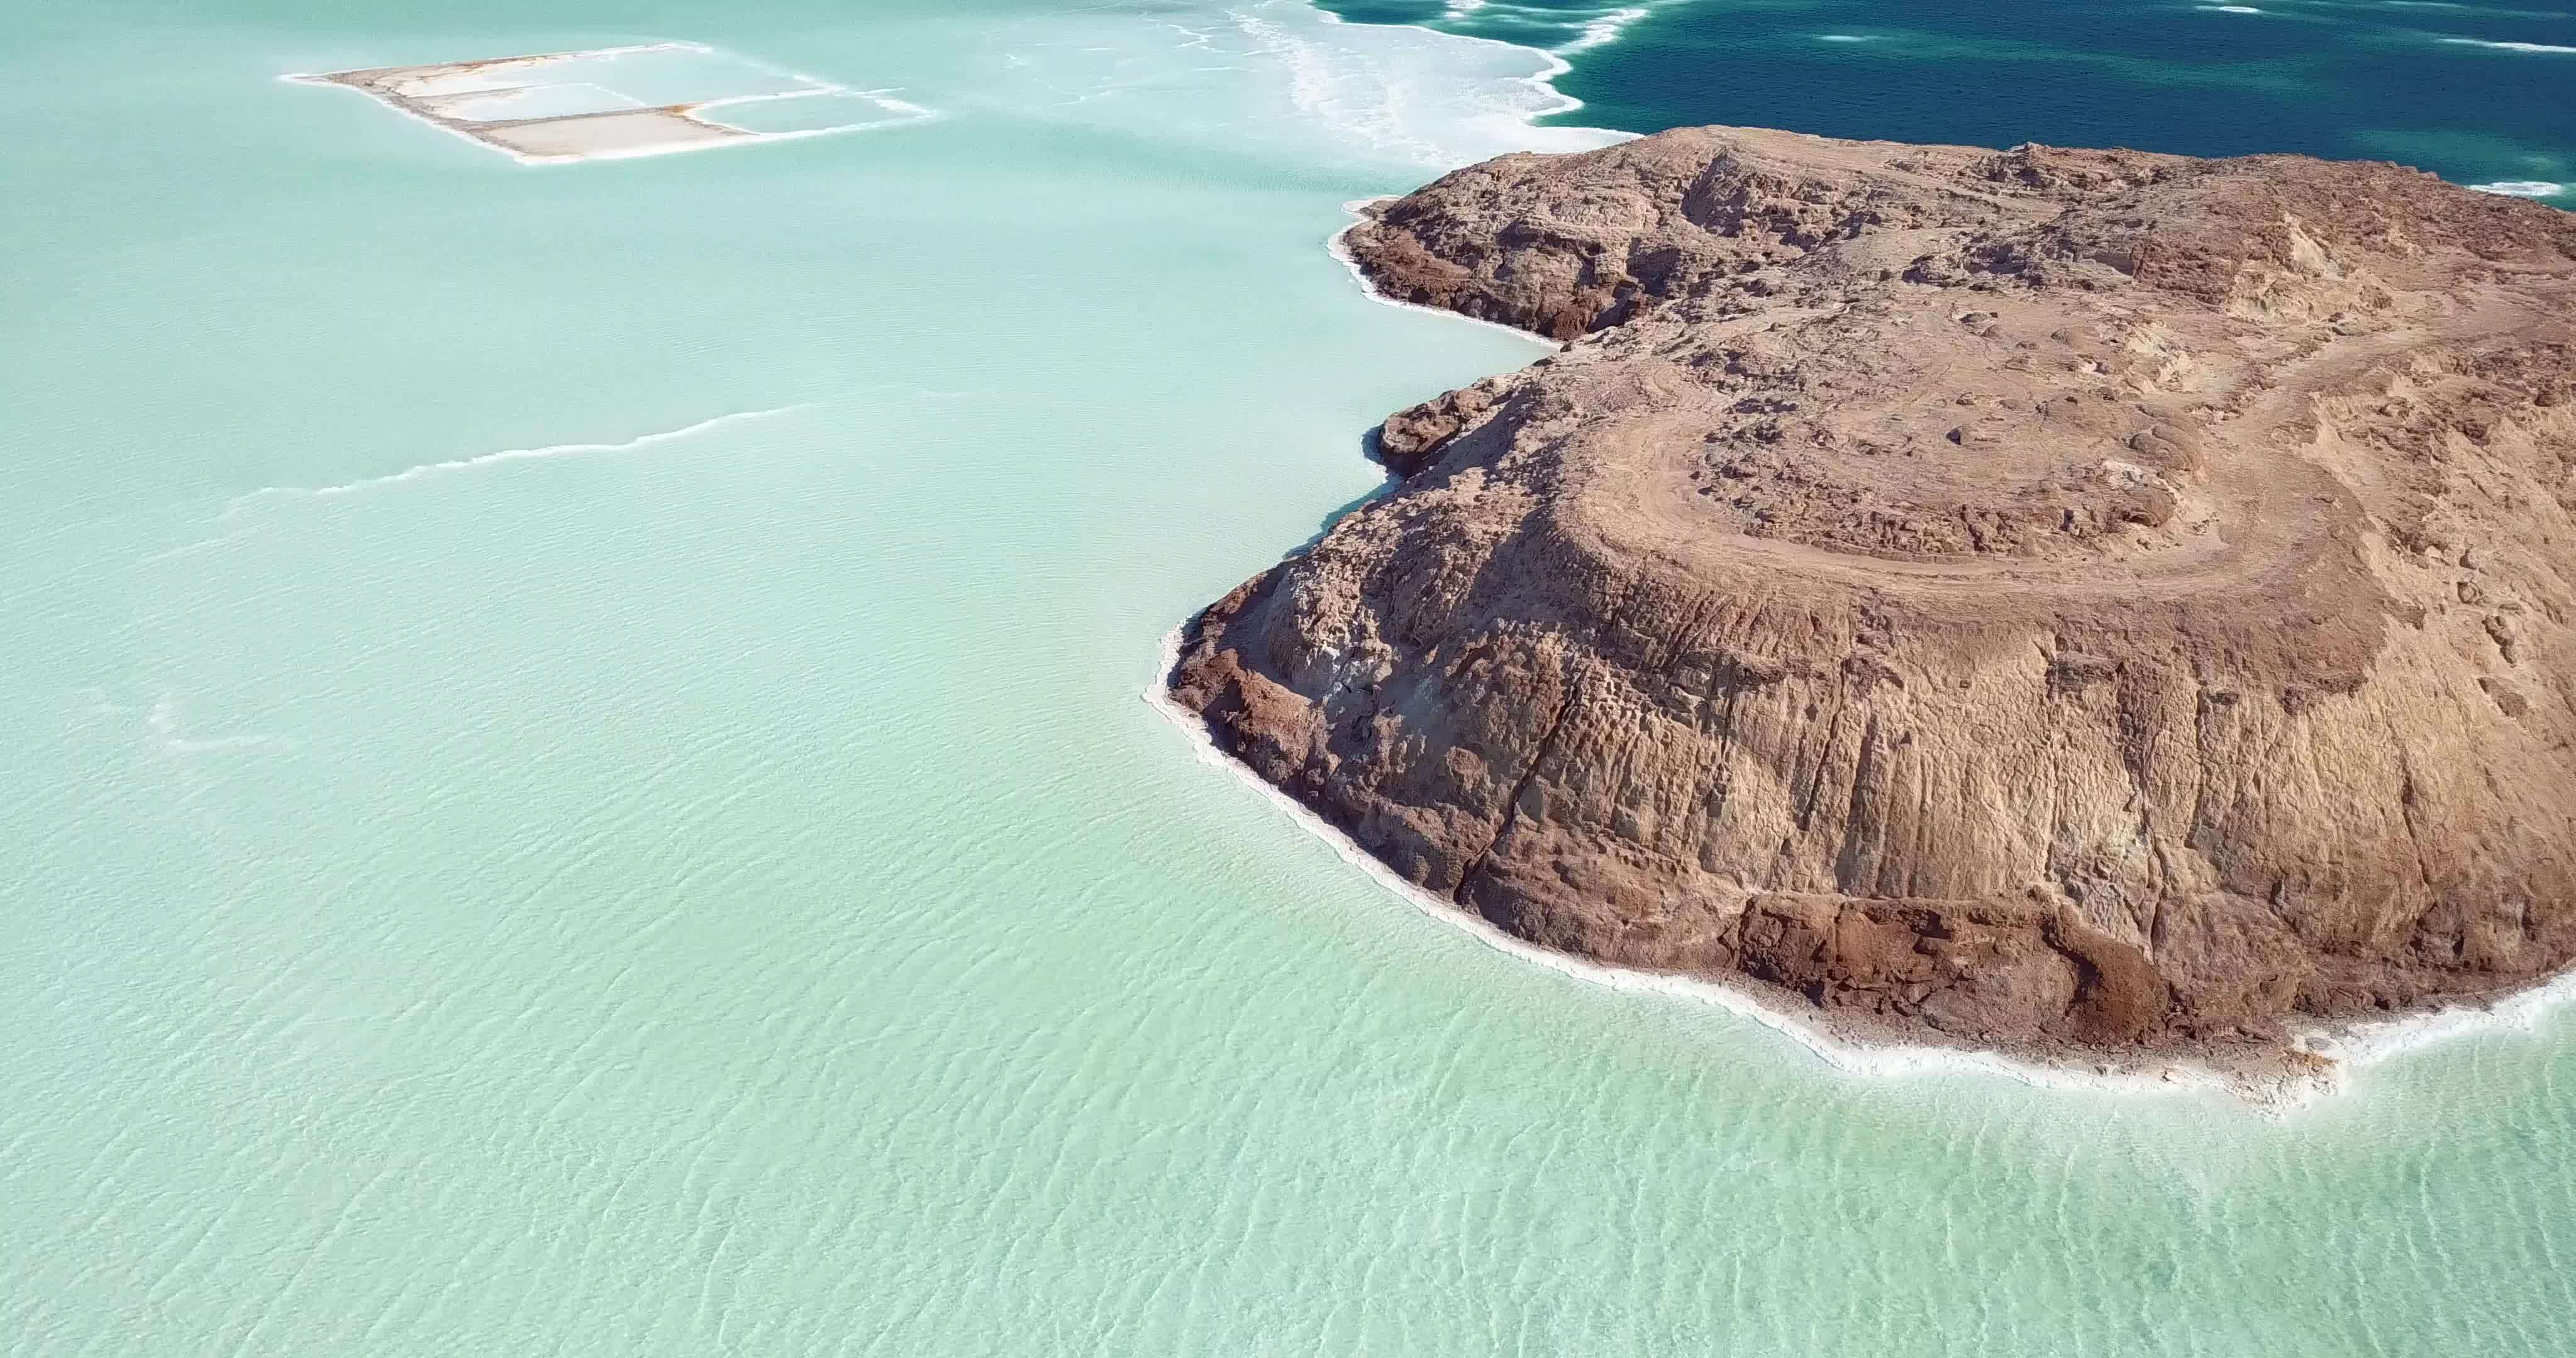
[1239, 1, 1618, 165]
[2472, 179, 2568, 196]
[1557, 6, 1653, 54]
[2436, 34, 2576, 49]
[228, 404, 811, 505]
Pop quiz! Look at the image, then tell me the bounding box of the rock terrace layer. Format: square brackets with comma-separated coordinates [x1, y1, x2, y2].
[1171, 126, 2576, 1066]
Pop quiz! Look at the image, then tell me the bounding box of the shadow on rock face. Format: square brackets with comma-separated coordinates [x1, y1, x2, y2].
[1294, 436, 1397, 553]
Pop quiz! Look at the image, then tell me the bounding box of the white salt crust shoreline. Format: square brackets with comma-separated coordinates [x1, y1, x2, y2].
[1293, 0, 1640, 165]
[1328, 198, 1587, 345]
[1146, 631, 2293, 1113]
[1148, 629, 2576, 1114]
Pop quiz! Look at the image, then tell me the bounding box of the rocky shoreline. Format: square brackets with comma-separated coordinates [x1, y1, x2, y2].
[1169, 125, 2576, 1075]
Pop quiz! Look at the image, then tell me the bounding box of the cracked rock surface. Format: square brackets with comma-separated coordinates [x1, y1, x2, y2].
[1170, 125, 2576, 1065]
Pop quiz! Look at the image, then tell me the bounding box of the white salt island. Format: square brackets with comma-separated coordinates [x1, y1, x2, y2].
[286, 41, 933, 164]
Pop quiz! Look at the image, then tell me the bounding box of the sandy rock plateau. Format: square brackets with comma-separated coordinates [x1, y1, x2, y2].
[1170, 126, 2576, 1071]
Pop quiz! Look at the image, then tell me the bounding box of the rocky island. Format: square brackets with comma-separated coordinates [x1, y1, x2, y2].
[1168, 126, 2576, 1079]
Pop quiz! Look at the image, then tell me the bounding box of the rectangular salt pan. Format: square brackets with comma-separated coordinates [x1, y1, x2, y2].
[286, 42, 932, 164]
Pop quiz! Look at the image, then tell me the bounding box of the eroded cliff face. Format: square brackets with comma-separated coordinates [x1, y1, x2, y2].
[1172, 126, 2576, 1064]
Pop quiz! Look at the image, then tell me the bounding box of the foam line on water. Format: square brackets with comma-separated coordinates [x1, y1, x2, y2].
[138, 523, 273, 565]
[148, 694, 296, 756]
[230, 404, 811, 507]
[2471, 179, 2567, 196]
[1558, 6, 1654, 53]
[2384, 0, 2576, 11]
[1272, 0, 1633, 163]
[2436, 35, 2576, 49]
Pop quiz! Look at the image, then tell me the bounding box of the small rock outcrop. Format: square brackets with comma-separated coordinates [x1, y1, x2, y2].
[1171, 126, 2576, 1068]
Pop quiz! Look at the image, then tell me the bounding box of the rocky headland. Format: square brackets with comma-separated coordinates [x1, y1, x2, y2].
[1168, 125, 2576, 1078]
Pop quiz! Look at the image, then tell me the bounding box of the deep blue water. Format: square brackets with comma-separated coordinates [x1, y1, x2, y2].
[1321, 0, 2576, 200]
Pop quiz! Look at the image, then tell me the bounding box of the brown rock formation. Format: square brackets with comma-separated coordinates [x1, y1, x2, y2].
[1170, 126, 2576, 1066]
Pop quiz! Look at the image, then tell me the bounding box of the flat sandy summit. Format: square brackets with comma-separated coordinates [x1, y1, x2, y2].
[1174, 126, 2576, 1076]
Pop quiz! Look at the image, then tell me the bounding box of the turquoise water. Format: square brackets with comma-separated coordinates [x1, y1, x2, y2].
[7, 1, 2576, 1354]
[1321, 0, 2576, 203]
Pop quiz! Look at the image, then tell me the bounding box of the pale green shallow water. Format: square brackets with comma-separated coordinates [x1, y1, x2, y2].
[7, 1, 2576, 1354]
